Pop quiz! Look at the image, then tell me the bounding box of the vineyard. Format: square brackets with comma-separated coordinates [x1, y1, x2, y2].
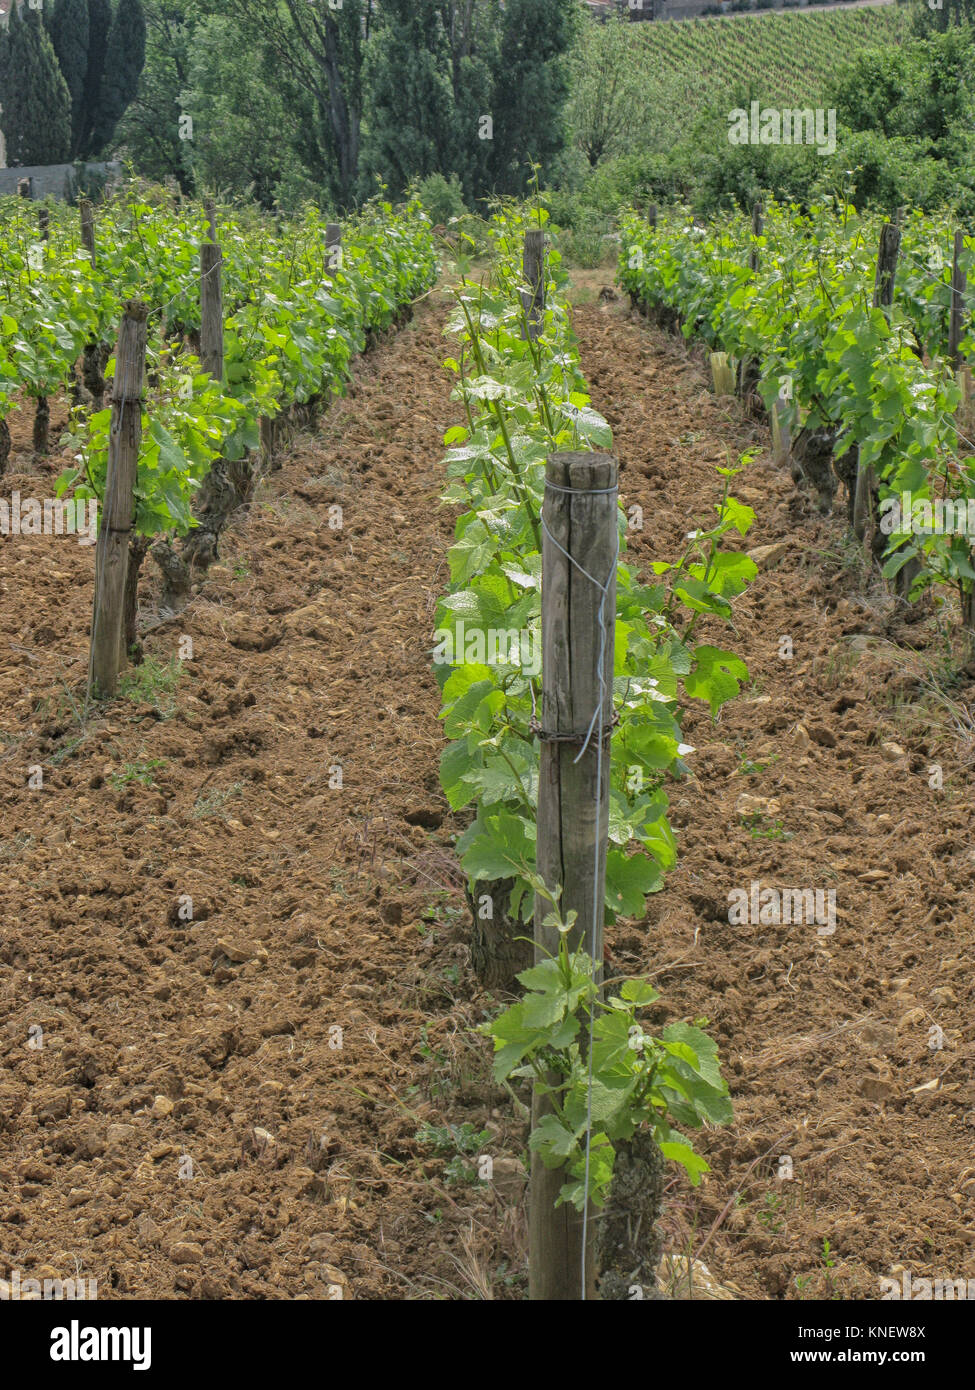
[1, 168, 974, 1317]
[625, 7, 906, 119]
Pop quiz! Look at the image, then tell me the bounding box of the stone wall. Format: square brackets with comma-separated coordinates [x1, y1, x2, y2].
[0, 162, 122, 202]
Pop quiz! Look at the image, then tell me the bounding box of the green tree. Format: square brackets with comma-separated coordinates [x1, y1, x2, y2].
[0, 3, 73, 165]
[44, 0, 90, 153]
[90, 0, 147, 152]
[912, 0, 975, 35]
[208, 0, 370, 207]
[111, 0, 197, 186]
[78, 0, 113, 158]
[489, 0, 579, 195]
[361, 0, 458, 195]
[566, 14, 649, 167]
[185, 13, 303, 206]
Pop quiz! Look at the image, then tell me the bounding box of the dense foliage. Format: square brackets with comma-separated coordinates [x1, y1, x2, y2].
[0, 3, 73, 165]
[620, 202, 975, 621]
[111, 0, 576, 210]
[0, 190, 438, 540]
[555, 9, 975, 225]
[438, 206, 746, 1204]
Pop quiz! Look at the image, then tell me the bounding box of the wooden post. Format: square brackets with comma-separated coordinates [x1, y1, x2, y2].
[748, 200, 764, 274]
[200, 230, 224, 383]
[647, 204, 657, 230]
[17, 177, 32, 199]
[78, 198, 104, 407]
[38, 207, 49, 241]
[522, 228, 545, 342]
[80, 198, 96, 264]
[90, 301, 148, 699]
[949, 229, 966, 371]
[737, 202, 764, 402]
[872, 217, 901, 317]
[325, 222, 342, 273]
[854, 217, 902, 542]
[530, 450, 617, 1303]
[204, 196, 217, 244]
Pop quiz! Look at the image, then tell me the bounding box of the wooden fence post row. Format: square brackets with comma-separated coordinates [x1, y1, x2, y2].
[530, 450, 617, 1302]
[89, 301, 148, 700]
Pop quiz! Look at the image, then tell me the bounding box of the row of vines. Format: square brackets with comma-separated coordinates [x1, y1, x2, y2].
[620, 200, 975, 624]
[435, 207, 762, 1228]
[0, 190, 438, 653]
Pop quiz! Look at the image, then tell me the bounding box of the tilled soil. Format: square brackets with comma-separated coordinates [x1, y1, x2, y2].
[0, 280, 972, 1301]
[575, 290, 975, 1300]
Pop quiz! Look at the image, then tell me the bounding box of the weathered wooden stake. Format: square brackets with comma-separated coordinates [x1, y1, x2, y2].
[646, 204, 658, 230]
[748, 200, 764, 274]
[522, 228, 546, 342]
[738, 202, 765, 405]
[949, 229, 966, 371]
[200, 229, 224, 383]
[530, 450, 617, 1303]
[854, 217, 901, 543]
[38, 207, 50, 241]
[325, 222, 343, 272]
[872, 217, 901, 316]
[80, 198, 96, 264]
[90, 301, 148, 699]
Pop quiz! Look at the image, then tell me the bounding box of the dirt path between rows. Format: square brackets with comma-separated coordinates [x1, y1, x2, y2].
[0, 292, 533, 1301]
[574, 287, 975, 1300]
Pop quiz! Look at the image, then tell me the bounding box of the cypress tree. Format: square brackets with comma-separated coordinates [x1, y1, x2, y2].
[78, 0, 112, 158]
[45, 0, 91, 154]
[90, 0, 146, 153]
[361, 0, 458, 195]
[489, 0, 578, 195]
[0, 3, 73, 166]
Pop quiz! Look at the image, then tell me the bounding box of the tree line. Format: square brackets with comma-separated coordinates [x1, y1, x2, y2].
[114, 0, 579, 210]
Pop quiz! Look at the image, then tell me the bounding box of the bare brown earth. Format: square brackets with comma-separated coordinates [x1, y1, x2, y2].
[575, 287, 975, 1300]
[0, 279, 972, 1301]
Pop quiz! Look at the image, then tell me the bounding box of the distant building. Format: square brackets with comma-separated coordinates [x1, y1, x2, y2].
[583, 0, 661, 19]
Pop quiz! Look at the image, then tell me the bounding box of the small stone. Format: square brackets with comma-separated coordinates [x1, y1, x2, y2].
[858, 1074, 895, 1103]
[151, 1096, 174, 1117]
[321, 1265, 347, 1292]
[747, 542, 790, 569]
[66, 1188, 92, 1208]
[216, 938, 255, 964]
[106, 1123, 137, 1145]
[736, 793, 781, 817]
[490, 1157, 529, 1204]
[881, 741, 906, 762]
[170, 1241, 205, 1265]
